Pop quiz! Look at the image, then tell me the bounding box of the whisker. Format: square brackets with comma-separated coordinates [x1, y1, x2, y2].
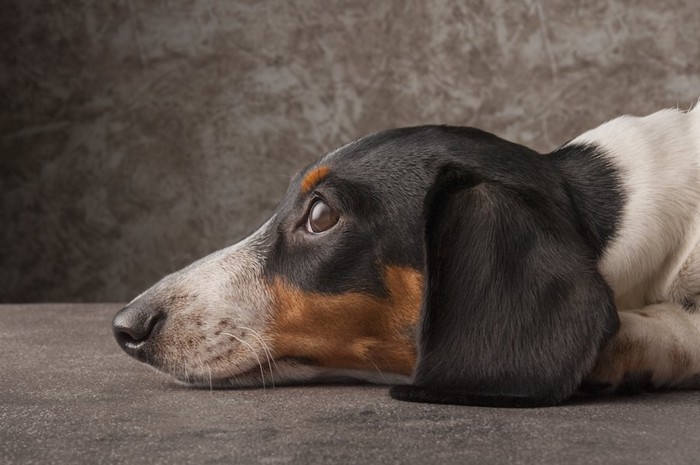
[208, 344, 237, 387]
[207, 344, 234, 376]
[169, 350, 190, 385]
[368, 359, 387, 383]
[196, 353, 213, 392]
[221, 332, 267, 389]
[228, 359, 242, 388]
[238, 326, 277, 388]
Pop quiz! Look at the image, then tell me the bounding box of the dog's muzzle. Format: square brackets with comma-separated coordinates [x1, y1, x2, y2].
[110, 222, 276, 383]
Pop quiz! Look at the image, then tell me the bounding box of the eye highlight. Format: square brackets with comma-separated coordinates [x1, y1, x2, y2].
[306, 199, 339, 233]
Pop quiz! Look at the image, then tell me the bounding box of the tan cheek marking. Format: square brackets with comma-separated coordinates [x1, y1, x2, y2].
[300, 166, 330, 194]
[266, 266, 423, 375]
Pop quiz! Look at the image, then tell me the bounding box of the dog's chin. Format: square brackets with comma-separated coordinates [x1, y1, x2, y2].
[157, 357, 312, 389]
[172, 372, 272, 389]
[161, 357, 414, 389]
[152, 362, 276, 389]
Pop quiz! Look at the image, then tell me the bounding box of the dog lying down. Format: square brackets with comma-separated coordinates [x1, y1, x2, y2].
[113, 105, 700, 407]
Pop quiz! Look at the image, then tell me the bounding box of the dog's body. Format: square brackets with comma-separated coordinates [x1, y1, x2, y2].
[113, 106, 700, 407]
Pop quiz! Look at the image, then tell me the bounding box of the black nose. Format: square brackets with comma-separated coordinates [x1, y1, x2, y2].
[112, 302, 164, 362]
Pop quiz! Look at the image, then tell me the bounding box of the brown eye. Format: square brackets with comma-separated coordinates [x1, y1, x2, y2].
[306, 200, 339, 233]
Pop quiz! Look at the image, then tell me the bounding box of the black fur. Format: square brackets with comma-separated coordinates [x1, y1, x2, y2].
[390, 160, 620, 407]
[389, 133, 622, 407]
[259, 126, 623, 406]
[550, 144, 625, 255]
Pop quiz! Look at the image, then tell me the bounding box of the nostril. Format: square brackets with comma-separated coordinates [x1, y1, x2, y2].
[114, 313, 161, 343]
[112, 304, 165, 357]
[116, 330, 139, 345]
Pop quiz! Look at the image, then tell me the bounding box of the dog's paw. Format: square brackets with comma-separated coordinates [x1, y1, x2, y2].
[582, 308, 700, 395]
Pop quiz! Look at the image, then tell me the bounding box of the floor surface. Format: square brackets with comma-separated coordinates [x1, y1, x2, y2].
[2, 304, 700, 464]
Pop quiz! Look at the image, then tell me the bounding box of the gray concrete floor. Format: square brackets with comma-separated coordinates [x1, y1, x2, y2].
[2, 304, 700, 465]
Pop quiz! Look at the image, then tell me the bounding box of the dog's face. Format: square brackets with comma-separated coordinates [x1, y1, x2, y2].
[113, 127, 443, 387]
[114, 125, 619, 406]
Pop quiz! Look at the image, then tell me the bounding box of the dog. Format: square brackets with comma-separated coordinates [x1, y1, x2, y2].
[113, 105, 700, 407]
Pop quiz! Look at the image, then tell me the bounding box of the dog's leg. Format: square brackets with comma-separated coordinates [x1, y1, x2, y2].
[583, 303, 700, 394]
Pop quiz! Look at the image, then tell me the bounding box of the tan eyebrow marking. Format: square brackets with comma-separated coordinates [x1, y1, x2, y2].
[300, 166, 330, 194]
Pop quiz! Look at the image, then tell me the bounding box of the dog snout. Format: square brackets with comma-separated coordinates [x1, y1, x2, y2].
[112, 302, 165, 362]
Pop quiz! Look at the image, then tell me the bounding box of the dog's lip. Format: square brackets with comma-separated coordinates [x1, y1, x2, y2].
[175, 357, 313, 388]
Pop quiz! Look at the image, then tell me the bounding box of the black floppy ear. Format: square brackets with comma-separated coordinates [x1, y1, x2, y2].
[390, 168, 619, 407]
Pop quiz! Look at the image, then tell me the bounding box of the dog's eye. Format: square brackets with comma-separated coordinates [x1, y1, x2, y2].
[306, 200, 339, 233]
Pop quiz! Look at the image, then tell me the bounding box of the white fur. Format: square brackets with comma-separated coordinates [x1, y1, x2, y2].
[147, 218, 276, 383]
[572, 106, 700, 388]
[571, 107, 700, 309]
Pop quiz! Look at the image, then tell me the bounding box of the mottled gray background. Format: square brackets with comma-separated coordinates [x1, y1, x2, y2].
[1, 0, 699, 302]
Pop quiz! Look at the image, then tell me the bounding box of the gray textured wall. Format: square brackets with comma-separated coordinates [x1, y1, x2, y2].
[2, 0, 699, 302]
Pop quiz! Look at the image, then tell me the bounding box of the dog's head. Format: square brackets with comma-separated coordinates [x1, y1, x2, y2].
[113, 126, 619, 405]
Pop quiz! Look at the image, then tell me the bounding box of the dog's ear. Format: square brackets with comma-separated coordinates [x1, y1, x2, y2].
[390, 167, 619, 407]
